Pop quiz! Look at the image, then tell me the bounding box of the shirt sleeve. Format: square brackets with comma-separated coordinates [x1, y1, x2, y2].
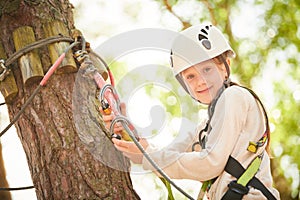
[142, 86, 251, 181]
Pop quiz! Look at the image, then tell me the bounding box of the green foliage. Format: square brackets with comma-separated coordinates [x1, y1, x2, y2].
[153, 0, 300, 199]
[263, 1, 300, 198]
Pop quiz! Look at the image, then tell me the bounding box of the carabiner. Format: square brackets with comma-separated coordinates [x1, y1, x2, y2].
[0, 60, 10, 81]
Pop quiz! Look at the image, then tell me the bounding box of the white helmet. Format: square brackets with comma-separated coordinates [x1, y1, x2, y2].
[170, 24, 235, 95]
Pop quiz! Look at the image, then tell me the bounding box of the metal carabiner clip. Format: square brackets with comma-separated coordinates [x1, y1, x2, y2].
[192, 130, 208, 151]
[192, 142, 201, 152]
[0, 60, 10, 81]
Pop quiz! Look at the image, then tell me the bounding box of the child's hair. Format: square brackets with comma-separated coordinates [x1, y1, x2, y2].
[213, 51, 233, 65]
[213, 51, 271, 154]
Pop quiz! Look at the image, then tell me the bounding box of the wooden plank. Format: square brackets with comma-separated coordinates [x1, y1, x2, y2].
[12, 26, 44, 85]
[43, 20, 77, 74]
[0, 42, 18, 103]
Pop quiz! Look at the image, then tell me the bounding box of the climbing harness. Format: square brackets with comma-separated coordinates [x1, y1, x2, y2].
[191, 76, 276, 200]
[220, 98, 276, 200]
[222, 155, 276, 200]
[189, 50, 276, 199]
[170, 24, 277, 199]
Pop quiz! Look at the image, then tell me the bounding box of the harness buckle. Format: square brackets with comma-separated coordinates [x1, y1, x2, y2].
[247, 141, 258, 153]
[228, 180, 249, 195]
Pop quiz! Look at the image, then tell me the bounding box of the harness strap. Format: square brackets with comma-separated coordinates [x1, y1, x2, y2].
[221, 156, 277, 200]
[237, 156, 262, 187]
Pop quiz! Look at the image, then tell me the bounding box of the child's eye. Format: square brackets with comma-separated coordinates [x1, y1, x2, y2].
[203, 67, 211, 73]
[186, 74, 195, 80]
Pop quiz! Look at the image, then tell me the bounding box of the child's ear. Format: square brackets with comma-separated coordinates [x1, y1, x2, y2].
[226, 58, 231, 66]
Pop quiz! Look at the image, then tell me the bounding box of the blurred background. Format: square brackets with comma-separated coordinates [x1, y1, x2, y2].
[0, 0, 299, 199]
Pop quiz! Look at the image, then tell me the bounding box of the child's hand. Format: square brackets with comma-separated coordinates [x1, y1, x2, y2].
[100, 102, 148, 163]
[99, 102, 126, 134]
[112, 138, 149, 164]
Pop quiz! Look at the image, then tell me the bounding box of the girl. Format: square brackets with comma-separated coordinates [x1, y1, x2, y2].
[102, 24, 280, 200]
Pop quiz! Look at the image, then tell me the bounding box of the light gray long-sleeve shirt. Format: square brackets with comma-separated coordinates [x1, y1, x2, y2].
[142, 86, 280, 200]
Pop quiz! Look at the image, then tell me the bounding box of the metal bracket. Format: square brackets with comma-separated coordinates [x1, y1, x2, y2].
[74, 50, 88, 64]
[0, 59, 10, 81]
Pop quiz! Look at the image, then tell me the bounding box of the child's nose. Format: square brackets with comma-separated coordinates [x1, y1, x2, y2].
[195, 73, 206, 85]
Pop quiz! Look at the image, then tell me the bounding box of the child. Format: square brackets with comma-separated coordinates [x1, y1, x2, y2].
[102, 24, 280, 200]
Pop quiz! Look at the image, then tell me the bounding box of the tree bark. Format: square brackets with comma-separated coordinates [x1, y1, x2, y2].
[0, 0, 140, 199]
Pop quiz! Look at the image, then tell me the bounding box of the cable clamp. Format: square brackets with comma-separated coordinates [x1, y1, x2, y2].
[74, 50, 88, 64]
[0, 59, 10, 81]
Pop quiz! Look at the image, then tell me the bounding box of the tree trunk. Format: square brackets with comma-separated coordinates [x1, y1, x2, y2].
[0, 143, 11, 200]
[0, 0, 140, 199]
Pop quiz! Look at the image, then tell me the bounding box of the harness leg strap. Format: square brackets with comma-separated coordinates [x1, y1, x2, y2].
[221, 156, 277, 200]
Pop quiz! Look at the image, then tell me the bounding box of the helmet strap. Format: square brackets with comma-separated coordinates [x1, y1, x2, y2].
[219, 54, 231, 88]
[194, 55, 232, 149]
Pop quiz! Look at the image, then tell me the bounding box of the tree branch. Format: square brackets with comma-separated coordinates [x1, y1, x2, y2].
[162, 0, 191, 29]
[199, 0, 217, 25]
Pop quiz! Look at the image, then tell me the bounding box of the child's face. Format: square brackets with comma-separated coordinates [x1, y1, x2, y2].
[181, 59, 227, 104]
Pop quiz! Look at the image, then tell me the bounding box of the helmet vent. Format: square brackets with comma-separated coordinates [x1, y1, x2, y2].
[198, 34, 208, 41]
[201, 40, 211, 50]
[170, 50, 174, 68]
[198, 26, 212, 50]
[198, 34, 211, 50]
[201, 29, 208, 35]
